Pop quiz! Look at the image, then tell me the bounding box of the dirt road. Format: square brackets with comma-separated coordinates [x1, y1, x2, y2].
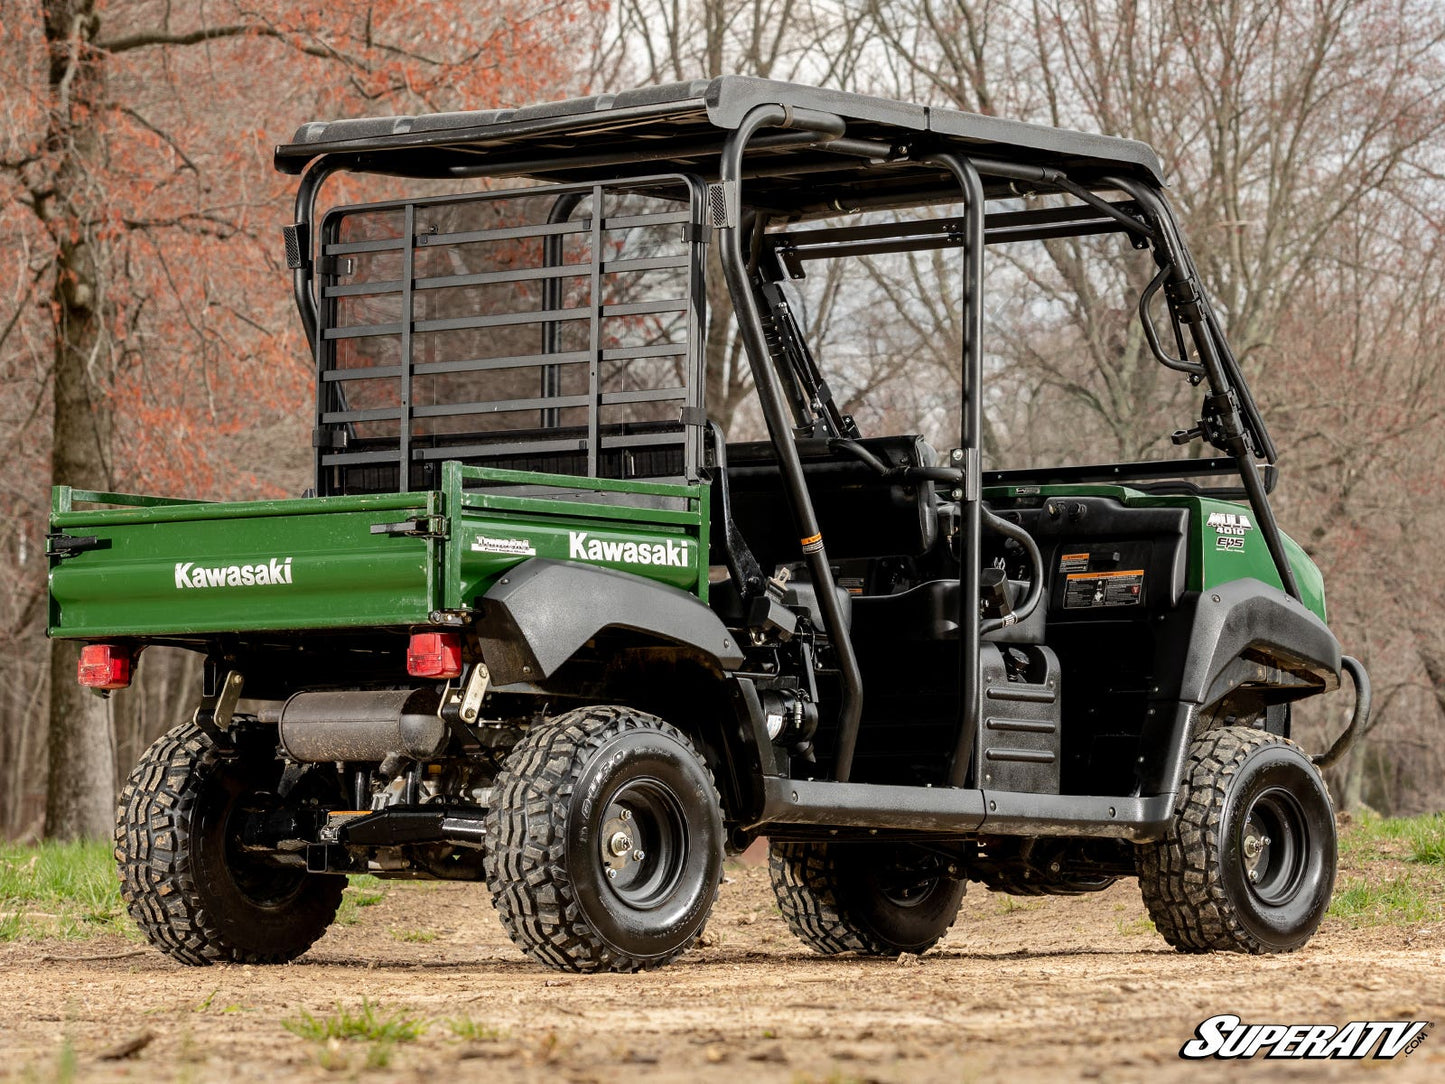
[2, 848, 1441, 1082]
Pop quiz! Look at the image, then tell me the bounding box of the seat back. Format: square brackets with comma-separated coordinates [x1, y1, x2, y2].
[712, 435, 939, 572]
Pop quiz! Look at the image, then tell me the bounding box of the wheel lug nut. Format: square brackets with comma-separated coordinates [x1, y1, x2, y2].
[607, 868, 617, 879]
[620, 809, 631, 820]
[1248, 868, 1258, 883]
[633, 849, 645, 862]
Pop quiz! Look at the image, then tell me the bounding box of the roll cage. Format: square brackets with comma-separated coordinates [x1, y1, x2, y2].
[276, 75, 1300, 786]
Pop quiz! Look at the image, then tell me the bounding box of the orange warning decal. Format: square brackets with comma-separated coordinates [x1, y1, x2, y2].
[1065, 569, 1145, 580]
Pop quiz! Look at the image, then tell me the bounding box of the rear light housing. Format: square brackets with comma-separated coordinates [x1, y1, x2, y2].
[77, 644, 135, 690]
[407, 632, 462, 679]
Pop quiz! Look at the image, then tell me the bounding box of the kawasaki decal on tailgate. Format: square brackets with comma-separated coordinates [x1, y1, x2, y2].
[174, 557, 294, 589]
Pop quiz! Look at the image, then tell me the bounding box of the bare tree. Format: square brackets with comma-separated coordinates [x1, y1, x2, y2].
[0, 0, 600, 838]
[859, 0, 1445, 808]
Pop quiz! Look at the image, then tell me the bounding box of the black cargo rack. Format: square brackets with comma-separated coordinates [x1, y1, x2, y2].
[311, 175, 708, 496]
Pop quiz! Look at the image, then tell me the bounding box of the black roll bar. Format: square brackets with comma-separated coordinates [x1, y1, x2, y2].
[717, 104, 868, 783]
[922, 155, 987, 790]
[292, 159, 340, 350]
[1102, 175, 1298, 600]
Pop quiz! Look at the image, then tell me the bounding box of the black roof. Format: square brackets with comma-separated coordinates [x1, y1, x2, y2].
[274, 76, 1166, 213]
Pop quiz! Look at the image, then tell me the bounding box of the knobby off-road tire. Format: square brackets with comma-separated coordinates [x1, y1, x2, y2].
[483, 706, 724, 973]
[1137, 725, 1336, 954]
[770, 840, 965, 956]
[116, 720, 344, 965]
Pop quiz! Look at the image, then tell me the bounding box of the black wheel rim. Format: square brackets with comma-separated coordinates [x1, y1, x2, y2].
[597, 778, 687, 910]
[1240, 786, 1308, 907]
[875, 864, 943, 909]
[878, 877, 941, 909]
[217, 784, 308, 908]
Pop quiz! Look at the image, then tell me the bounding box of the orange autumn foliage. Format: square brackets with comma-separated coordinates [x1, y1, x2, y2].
[5, 0, 604, 501]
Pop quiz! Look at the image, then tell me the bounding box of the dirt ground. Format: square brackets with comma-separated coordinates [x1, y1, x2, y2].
[2, 844, 1442, 1083]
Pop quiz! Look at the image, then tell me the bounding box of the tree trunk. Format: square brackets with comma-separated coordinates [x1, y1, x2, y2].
[1340, 741, 1367, 814]
[45, 644, 116, 839]
[41, 0, 116, 840]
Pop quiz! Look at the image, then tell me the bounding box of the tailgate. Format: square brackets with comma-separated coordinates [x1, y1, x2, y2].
[48, 487, 442, 638]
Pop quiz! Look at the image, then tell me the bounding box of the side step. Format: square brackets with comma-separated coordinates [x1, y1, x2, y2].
[754, 777, 1174, 841]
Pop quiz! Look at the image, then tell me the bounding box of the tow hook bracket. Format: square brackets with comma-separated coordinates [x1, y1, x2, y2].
[194, 669, 245, 756]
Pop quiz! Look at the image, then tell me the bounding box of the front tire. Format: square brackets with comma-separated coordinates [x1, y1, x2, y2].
[770, 840, 965, 956]
[1137, 726, 1336, 954]
[483, 706, 724, 972]
[116, 720, 345, 965]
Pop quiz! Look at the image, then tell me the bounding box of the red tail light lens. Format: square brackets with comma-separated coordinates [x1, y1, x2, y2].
[407, 632, 462, 679]
[77, 644, 134, 689]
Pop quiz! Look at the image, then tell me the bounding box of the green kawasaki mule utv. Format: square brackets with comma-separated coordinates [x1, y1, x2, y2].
[48, 78, 1370, 971]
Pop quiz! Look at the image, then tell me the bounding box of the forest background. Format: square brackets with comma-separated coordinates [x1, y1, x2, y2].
[2, 0, 1442, 839]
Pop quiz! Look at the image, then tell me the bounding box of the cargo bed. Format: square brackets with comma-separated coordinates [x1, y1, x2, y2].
[48, 463, 708, 640]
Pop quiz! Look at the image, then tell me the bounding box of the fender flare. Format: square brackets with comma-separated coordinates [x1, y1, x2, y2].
[1176, 579, 1341, 706]
[473, 558, 745, 685]
[1141, 579, 1342, 798]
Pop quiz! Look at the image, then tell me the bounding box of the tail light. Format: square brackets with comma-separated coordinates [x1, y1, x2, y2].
[77, 644, 134, 689]
[407, 632, 462, 679]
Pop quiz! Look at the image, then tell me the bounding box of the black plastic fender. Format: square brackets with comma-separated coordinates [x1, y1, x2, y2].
[474, 558, 745, 685]
[1172, 579, 1341, 706]
[1142, 579, 1342, 797]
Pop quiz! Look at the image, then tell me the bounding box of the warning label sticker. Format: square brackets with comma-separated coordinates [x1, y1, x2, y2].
[1058, 552, 1091, 573]
[1063, 569, 1145, 609]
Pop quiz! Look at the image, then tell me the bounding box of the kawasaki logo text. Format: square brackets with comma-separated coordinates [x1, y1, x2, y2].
[1180, 1014, 1431, 1060]
[568, 532, 689, 568]
[174, 557, 294, 589]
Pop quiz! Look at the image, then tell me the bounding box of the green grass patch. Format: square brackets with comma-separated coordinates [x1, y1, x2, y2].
[992, 894, 1043, 915]
[1115, 914, 1156, 936]
[0, 840, 133, 942]
[390, 927, 437, 943]
[1330, 812, 1445, 927]
[282, 999, 427, 1044]
[1328, 876, 1441, 926]
[446, 1016, 509, 1042]
[1339, 811, 1445, 865]
[334, 875, 388, 927]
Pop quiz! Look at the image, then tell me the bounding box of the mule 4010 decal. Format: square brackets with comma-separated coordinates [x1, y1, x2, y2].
[1208, 510, 1254, 552]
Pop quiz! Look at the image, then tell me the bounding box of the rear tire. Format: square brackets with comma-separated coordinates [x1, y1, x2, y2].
[770, 840, 964, 956]
[483, 706, 723, 972]
[1137, 726, 1336, 954]
[116, 720, 344, 965]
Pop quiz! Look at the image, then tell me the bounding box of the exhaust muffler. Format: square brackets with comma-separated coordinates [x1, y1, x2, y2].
[278, 688, 445, 762]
